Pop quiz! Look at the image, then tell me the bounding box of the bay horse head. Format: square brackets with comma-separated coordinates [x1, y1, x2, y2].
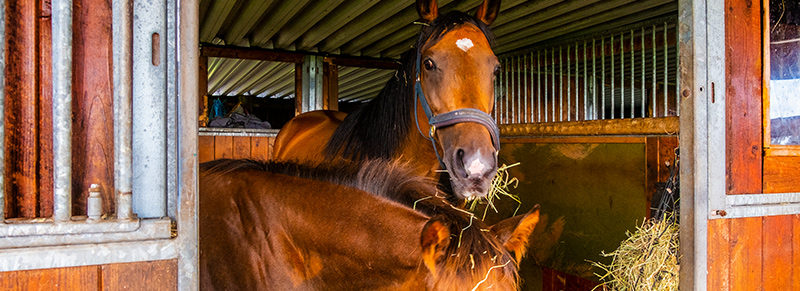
[413, 0, 502, 201]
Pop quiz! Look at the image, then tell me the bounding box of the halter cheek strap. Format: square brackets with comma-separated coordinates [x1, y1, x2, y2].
[413, 47, 501, 169]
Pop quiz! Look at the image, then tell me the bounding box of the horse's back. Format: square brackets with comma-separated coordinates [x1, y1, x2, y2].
[273, 110, 347, 162]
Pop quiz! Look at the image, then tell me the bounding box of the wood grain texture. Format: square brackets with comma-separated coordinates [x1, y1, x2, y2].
[762, 215, 792, 290]
[0, 265, 98, 290]
[763, 156, 800, 193]
[71, 0, 115, 216]
[794, 215, 800, 291]
[725, 0, 762, 195]
[5, 0, 40, 218]
[708, 218, 731, 291]
[102, 260, 177, 291]
[198, 136, 215, 163]
[250, 136, 270, 161]
[213, 136, 233, 159]
[232, 136, 251, 159]
[38, 0, 54, 218]
[729, 217, 763, 291]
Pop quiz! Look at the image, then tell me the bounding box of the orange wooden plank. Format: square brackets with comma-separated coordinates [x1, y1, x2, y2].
[645, 137, 659, 217]
[763, 156, 800, 193]
[38, 0, 54, 218]
[6, 0, 41, 218]
[0, 265, 99, 290]
[198, 136, 215, 163]
[250, 136, 270, 161]
[708, 218, 731, 291]
[729, 217, 763, 291]
[725, 0, 763, 195]
[793, 215, 800, 291]
[213, 136, 234, 159]
[232, 136, 251, 159]
[762, 215, 792, 291]
[102, 260, 177, 291]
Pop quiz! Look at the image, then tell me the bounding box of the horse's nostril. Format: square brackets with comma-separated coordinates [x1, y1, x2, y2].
[455, 149, 467, 178]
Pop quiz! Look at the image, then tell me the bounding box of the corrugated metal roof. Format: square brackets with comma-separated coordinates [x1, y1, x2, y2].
[201, 0, 678, 102]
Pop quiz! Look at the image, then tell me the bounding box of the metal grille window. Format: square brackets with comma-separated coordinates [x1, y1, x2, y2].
[494, 18, 679, 125]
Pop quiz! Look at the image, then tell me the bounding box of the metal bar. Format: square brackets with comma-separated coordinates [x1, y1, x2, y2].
[641, 27, 646, 118]
[0, 218, 172, 249]
[0, 0, 5, 223]
[653, 25, 657, 117]
[113, 0, 134, 221]
[132, 0, 168, 218]
[620, 32, 625, 119]
[53, 0, 74, 222]
[503, 58, 508, 124]
[575, 42, 578, 121]
[551, 49, 555, 122]
[583, 41, 587, 120]
[601, 38, 605, 120]
[537, 51, 541, 122]
[524, 53, 529, 123]
[630, 29, 635, 118]
[591, 39, 597, 119]
[558, 46, 563, 122]
[516, 55, 520, 123]
[566, 45, 571, 121]
[664, 22, 668, 116]
[611, 35, 615, 119]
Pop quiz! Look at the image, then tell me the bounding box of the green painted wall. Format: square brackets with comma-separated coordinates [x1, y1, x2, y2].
[479, 142, 648, 287]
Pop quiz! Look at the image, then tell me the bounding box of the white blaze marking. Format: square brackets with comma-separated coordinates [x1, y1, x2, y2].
[456, 38, 474, 52]
[467, 158, 486, 176]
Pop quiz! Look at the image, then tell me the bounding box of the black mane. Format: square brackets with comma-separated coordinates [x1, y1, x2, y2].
[323, 11, 496, 162]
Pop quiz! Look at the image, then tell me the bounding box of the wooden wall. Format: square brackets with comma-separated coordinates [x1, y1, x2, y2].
[0, 260, 177, 290]
[198, 135, 275, 163]
[3, 0, 115, 219]
[707, 1, 800, 290]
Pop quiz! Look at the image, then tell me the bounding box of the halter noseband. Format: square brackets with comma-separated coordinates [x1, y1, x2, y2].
[413, 36, 501, 169]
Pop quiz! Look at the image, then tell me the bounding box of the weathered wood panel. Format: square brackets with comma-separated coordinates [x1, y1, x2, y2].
[724, 0, 762, 195]
[0, 265, 98, 290]
[5, 0, 41, 218]
[198, 136, 215, 163]
[250, 136, 272, 161]
[232, 136, 251, 159]
[762, 215, 792, 291]
[213, 136, 233, 159]
[71, 0, 115, 216]
[38, 0, 54, 218]
[102, 260, 177, 291]
[763, 156, 800, 193]
[707, 219, 731, 291]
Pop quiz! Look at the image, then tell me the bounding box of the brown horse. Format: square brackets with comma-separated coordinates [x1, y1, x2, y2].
[273, 0, 503, 203]
[200, 159, 539, 290]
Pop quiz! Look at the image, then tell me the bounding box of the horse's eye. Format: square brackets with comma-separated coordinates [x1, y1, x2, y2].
[424, 59, 436, 70]
[493, 65, 501, 76]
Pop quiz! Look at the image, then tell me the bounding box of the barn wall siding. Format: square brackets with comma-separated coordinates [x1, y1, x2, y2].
[0, 260, 177, 290]
[198, 135, 274, 164]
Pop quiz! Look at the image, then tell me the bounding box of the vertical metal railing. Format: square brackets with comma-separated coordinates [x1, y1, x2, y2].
[495, 19, 678, 124]
[114, 0, 134, 221]
[53, 0, 74, 222]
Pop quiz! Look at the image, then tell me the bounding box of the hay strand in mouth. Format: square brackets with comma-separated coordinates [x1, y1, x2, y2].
[468, 162, 522, 220]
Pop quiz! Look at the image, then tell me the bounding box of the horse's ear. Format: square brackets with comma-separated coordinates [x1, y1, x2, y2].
[489, 204, 540, 263]
[416, 0, 439, 23]
[420, 217, 450, 276]
[474, 0, 502, 25]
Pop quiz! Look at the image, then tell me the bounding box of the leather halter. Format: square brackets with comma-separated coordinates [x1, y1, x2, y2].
[413, 33, 501, 169]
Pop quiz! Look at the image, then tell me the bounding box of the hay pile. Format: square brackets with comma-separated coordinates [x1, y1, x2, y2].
[590, 213, 680, 291]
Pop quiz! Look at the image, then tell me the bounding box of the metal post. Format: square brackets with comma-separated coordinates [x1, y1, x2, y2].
[602, 38, 605, 120]
[133, 0, 168, 218]
[537, 51, 541, 122]
[515, 55, 520, 123]
[611, 35, 615, 119]
[664, 22, 668, 116]
[620, 32, 625, 118]
[113, 0, 134, 221]
[653, 25, 657, 117]
[592, 39, 597, 120]
[53, 0, 74, 222]
[566, 45, 571, 121]
[551, 49, 555, 122]
[558, 46, 563, 121]
[630, 29, 635, 118]
[583, 41, 587, 120]
[302, 55, 324, 113]
[524, 53, 528, 123]
[641, 27, 646, 118]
